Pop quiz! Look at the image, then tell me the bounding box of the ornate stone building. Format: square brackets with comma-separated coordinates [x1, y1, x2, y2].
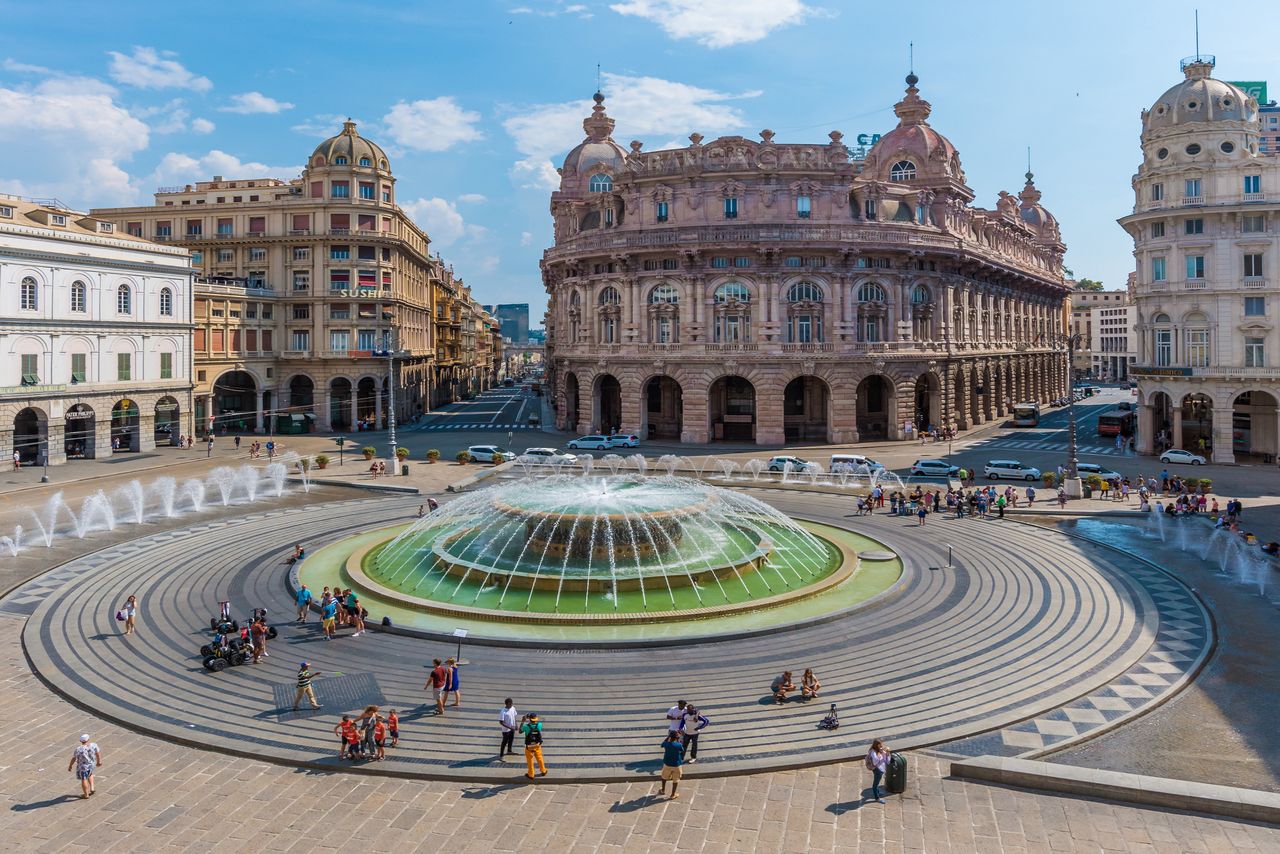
[1123, 57, 1280, 462]
[542, 76, 1070, 445]
[94, 121, 498, 435]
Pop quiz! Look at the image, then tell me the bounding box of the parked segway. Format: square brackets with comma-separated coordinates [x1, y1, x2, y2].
[209, 600, 239, 633]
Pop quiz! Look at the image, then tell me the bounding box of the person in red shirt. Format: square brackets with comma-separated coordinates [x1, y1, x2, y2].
[333, 716, 355, 760]
[425, 658, 449, 716]
[387, 710, 399, 747]
[374, 717, 387, 760]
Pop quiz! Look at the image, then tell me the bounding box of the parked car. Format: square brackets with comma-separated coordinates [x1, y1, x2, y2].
[910, 459, 960, 478]
[567, 434, 612, 450]
[830, 454, 885, 473]
[983, 459, 1042, 481]
[1076, 462, 1122, 481]
[1160, 449, 1205, 466]
[467, 444, 516, 463]
[521, 447, 575, 462]
[609, 434, 640, 448]
[767, 455, 816, 473]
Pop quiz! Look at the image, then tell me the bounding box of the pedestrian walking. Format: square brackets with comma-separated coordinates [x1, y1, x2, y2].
[120, 594, 138, 635]
[320, 596, 337, 639]
[235, 435, 241, 451]
[865, 738, 890, 804]
[11, 450, 19, 470]
[1057, 488, 1068, 508]
[916, 503, 927, 526]
[417, 504, 425, 518]
[426, 658, 449, 715]
[1026, 485, 1036, 505]
[68, 735, 101, 799]
[445, 657, 461, 706]
[427, 497, 439, 512]
[499, 698, 518, 759]
[292, 662, 321, 711]
[295, 585, 312, 622]
[521, 713, 547, 779]
[657, 731, 685, 799]
[679, 704, 710, 763]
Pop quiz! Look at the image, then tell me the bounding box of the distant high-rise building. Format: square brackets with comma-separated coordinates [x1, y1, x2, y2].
[488, 303, 529, 342]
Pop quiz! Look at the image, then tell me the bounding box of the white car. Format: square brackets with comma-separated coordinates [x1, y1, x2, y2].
[830, 454, 885, 473]
[609, 434, 640, 448]
[983, 459, 1042, 481]
[1076, 462, 1122, 481]
[467, 444, 516, 463]
[910, 459, 959, 477]
[767, 455, 815, 472]
[567, 434, 612, 450]
[1160, 449, 1206, 466]
[521, 447, 575, 462]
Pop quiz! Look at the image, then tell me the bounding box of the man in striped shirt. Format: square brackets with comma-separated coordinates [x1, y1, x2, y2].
[293, 662, 321, 711]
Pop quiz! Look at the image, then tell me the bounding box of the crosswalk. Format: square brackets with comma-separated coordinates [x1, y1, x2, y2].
[408, 422, 541, 432]
[976, 438, 1129, 457]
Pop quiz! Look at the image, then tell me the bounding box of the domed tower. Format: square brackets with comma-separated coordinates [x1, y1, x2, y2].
[1019, 170, 1065, 254]
[304, 120, 395, 203]
[861, 73, 973, 202]
[559, 92, 628, 191]
[1140, 57, 1259, 167]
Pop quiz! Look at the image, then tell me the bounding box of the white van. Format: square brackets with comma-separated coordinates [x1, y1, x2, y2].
[830, 454, 885, 473]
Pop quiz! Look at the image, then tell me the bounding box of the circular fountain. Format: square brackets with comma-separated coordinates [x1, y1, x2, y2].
[302, 475, 903, 640]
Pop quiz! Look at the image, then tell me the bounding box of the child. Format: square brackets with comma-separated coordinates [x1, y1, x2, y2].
[334, 716, 353, 759]
[374, 716, 387, 761]
[388, 710, 399, 747]
[346, 722, 364, 760]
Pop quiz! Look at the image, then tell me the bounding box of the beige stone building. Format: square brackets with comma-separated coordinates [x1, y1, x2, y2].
[1121, 57, 1280, 462]
[543, 78, 1071, 445]
[93, 121, 498, 436]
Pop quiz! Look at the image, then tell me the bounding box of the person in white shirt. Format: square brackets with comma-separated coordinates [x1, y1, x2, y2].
[499, 698, 519, 759]
[666, 700, 687, 734]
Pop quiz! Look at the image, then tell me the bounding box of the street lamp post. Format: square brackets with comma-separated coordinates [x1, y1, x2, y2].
[379, 332, 404, 475]
[1063, 333, 1083, 498]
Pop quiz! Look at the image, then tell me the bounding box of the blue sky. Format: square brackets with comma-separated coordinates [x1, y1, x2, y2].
[2, 0, 1278, 318]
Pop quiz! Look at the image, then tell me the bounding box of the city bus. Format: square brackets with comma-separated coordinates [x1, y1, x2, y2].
[1011, 402, 1041, 427]
[1097, 408, 1136, 438]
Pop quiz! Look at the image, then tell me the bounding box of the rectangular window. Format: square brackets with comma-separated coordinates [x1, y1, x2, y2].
[262, 330, 273, 351]
[293, 246, 309, 261]
[216, 218, 233, 235]
[216, 249, 233, 263]
[357, 329, 378, 350]
[1185, 178, 1202, 197]
[662, 259, 678, 270]
[159, 352, 172, 379]
[246, 330, 257, 352]
[723, 197, 738, 219]
[381, 216, 392, 232]
[330, 330, 349, 352]
[1185, 218, 1203, 235]
[246, 271, 265, 288]
[293, 272, 310, 291]
[1155, 329, 1172, 366]
[795, 315, 812, 343]
[357, 245, 376, 260]
[248, 216, 265, 235]
[1245, 175, 1261, 194]
[292, 305, 310, 320]
[331, 182, 349, 198]
[292, 214, 310, 233]
[117, 352, 131, 381]
[381, 271, 392, 288]
[1152, 257, 1166, 281]
[186, 219, 202, 236]
[656, 316, 673, 343]
[655, 201, 668, 222]
[358, 269, 377, 287]
[194, 328, 207, 351]
[1245, 252, 1265, 278]
[358, 214, 376, 232]
[1244, 214, 1266, 233]
[1185, 255, 1205, 279]
[1185, 329, 1209, 367]
[191, 251, 202, 266]
[330, 270, 350, 290]
[1245, 296, 1266, 316]
[291, 330, 310, 351]
[261, 305, 272, 320]
[331, 245, 350, 260]
[1151, 222, 1165, 238]
[156, 221, 172, 237]
[711, 257, 730, 268]
[71, 353, 86, 383]
[784, 256, 803, 267]
[249, 247, 266, 262]
[733, 257, 750, 268]
[20, 354, 38, 384]
[865, 199, 877, 219]
[1151, 183, 1164, 202]
[1246, 337, 1266, 367]
[604, 208, 614, 226]
[126, 221, 142, 237]
[796, 195, 811, 218]
[359, 182, 375, 200]
[330, 304, 350, 320]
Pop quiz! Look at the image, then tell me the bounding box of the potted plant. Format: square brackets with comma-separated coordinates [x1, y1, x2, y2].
[298, 457, 312, 472]
[1084, 474, 1104, 497]
[426, 448, 441, 464]
[455, 450, 471, 465]
[1041, 472, 1057, 489]
[395, 447, 410, 461]
[315, 454, 330, 470]
[362, 445, 376, 460]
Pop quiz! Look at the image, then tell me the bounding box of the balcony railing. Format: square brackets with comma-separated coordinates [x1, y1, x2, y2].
[781, 342, 833, 352]
[1181, 195, 1205, 206]
[281, 350, 311, 358]
[1244, 277, 1267, 289]
[1184, 279, 1207, 289]
[1244, 192, 1265, 203]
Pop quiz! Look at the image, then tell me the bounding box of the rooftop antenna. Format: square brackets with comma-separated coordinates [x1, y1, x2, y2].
[1027, 146, 1032, 174]
[596, 63, 601, 94]
[1194, 9, 1199, 59]
[909, 41, 914, 74]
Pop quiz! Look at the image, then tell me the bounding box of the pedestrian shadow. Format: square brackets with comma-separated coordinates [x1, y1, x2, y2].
[447, 756, 505, 769]
[825, 789, 876, 815]
[88, 633, 116, 642]
[461, 784, 519, 799]
[11, 794, 80, 811]
[621, 757, 662, 774]
[609, 793, 666, 812]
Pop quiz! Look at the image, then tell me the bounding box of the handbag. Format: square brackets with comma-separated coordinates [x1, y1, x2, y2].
[115, 610, 126, 621]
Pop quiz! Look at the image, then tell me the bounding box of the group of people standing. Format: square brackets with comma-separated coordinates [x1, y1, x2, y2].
[294, 584, 367, 640]
[334, 706, 398, 761]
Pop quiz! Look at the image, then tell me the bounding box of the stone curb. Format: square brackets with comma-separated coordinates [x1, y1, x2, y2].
[294, 476, 419, 494]
[951, 755, 1280, 824]
[445, 460, 515, 492]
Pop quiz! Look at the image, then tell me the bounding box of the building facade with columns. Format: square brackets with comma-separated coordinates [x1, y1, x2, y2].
[94, 121, 497, 436]
[542, 77, 1071, 445]
[1121, 57, 1280, 463]
[0, 194, 194, 464]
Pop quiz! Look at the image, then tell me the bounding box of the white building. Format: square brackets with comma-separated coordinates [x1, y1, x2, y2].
[1070, 289, 1133, 380]
[1120, 56, 1280, 463]
[0, 195, 194, 464]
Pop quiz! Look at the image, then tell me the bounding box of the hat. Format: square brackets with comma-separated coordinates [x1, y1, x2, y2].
[528, 712, 539, 720]
[79, 734, 90, 743]
[300, 662, 309, 668]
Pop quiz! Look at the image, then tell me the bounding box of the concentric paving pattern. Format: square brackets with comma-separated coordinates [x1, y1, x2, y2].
[18, 489, 1211, 782]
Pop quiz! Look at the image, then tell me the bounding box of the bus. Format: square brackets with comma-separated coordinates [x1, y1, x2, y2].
[1097, 408, 1136, 437]
[1011, 402, 1041, 427]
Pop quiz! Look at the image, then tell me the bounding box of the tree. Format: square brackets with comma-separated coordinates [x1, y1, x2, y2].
[1074, 278, 1104, 292]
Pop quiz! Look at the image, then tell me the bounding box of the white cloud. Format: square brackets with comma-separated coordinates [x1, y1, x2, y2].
[292, 114, 361, 137]
[2, 58, 53, 74]
[143, 150, 301, 189]
[191, 117, 215, 134]
[502, 72, 756, 189]
[383, 97, 482, 152]
[470, 255, 500, 275]
[0, 77, 150, 205]
[401, 196, 490, 247]
[520, 231, 533, 246]
[457, 193, 487, 204]
[107, 46, 212, 92]
[219, 91, 295, 114]
[610, 0, 814, 47]
[509, 2, 591, 16]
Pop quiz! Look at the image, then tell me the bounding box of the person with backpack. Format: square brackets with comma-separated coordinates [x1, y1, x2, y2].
[679, 704, 710, 763]
[865, 738, 890, 804]
[521, 712, 546, 779]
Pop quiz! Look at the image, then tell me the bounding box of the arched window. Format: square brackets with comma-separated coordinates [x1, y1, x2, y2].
[714, 282, 751, 303]
[379, 159, 387, 170]
[159, 287, 174, 316]
[20, 276, 37, 310]
[599, 285, 621, 305]
[787, 281, 823, 302]
[857, 282, 886, 302]
[889, 160, 917, 182]
[589, 173, 613, 193]
[1153, 313, 1173, 366]
[70, 280, 87, 312]
[1153, 313, 1171, 323]
[117, 284, 132, 314]
[569, 291, 582, 307]
[334, 156, 348, 165]
[649, 283, 680, 303]
[359, 157, 372, 167]
[911, 284, 931, 304]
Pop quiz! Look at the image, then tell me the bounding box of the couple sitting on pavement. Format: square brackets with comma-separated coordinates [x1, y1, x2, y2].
[771, 668, 822, 703]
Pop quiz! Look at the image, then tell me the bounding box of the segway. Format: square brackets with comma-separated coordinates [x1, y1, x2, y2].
[209, 600, 239, 633]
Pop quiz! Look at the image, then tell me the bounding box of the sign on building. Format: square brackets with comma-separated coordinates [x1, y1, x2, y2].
[1228, 81, 1269, 104]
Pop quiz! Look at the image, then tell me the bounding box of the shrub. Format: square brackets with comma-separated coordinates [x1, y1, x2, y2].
[426, 448, 441, 463]
[315, 454, 330, 469]
[1041, 472, 1057, 488]
[395, 447, 410, 460]
[455, 450, 471, 464]
[1084, 474, 1104, 492]
[298, 457, 312, 471]
[361, 445, 376, 457]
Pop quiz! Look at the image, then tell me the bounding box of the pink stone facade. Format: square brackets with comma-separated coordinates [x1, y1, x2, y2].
[542, 77, 1072, 445]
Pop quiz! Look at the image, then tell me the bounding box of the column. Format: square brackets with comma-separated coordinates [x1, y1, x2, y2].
[1211, 406, 1235, 464]
[681, 381, 709, 444]
[254, 390, 265, 434]
[619, 377, 641, 436]
[1137, 403, 1155, 455]
[319, 387, 333, 432]
[45, 422, 67, 466]
[0, 428, 11, 466]
[350, 394, 359, 431]
[1171, 407, 1183, 449]
[137, 414, 156, 452]
[94, 419, 114, 458]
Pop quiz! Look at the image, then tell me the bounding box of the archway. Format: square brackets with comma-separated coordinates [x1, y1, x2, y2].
[1181, 393, 1213, 453]
[1149, 391, 1174, 451]
[564, 373, 580, 431]
[913, 373, 941, 431]
[709, 375, 756, 441]
[856, 375, 893, 440]
[13, 407, 46, 464]
[784, 376, 829, 443]
[65, 404, 95, 459]
[644, 376, 683, 440]
[330, 378, 353, 430]
[594, 374, 622, 434]
[154, 396, 180, 445]
[111, 399, 139, 453]
[286, 376, 315, 434]
[212, 371, 258, 433]
[356, 377, 378, 430]
[952, 368, 968, 430]
[1232, 391, 1279, 461]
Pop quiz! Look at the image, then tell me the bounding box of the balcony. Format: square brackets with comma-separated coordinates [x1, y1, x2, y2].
[1184, 279, 1207, 289]
[281, 350, 311, 359]
[1244, 277, 1267, 289]
[1181, 195, 1205, 206]
[706, 342, 758, 352]
[1244, 192, 1265, 203]
[781, 342, 833, 353]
